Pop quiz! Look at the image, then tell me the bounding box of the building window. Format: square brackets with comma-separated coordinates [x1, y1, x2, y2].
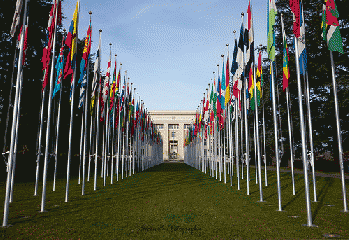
[156, 124, 164, 130]
[169, 124, 179, 129]
[172, 131, 175, 138]
[184, 124, 190, 129]
[204, 138, 207, 146]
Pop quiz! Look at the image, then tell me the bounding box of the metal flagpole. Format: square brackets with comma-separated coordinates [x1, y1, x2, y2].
[53, 70, 63, 191]
[78, 115, 83, 184]
[35, 87, 46, 196]
[254, 119, 257, 184]
[116, 88, 122, 181]
[270, 61, 282, 211]
[330, 50, 348, 212]
[304, 72, 317, 202]
[235, 98, 240, 190]
[9, 68, 24, 203]
[262, 104, 268, 186]
[2, 0, 27, 224]
[276, 83, 284, 160]
[41, 0, 59, 212]
[253, 58, 263, 201]
[2, 0, 28, 225]
[82, 14, 91, 194]
[286, 88, 295, 195]
[88, 114, 93, 181]
[65, 0, 80, 202]
[111, 55, 117, 184]
[93, 30, 102, 191]
[294, 36, 313, 226]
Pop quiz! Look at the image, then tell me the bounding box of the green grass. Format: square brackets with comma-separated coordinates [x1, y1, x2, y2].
[1, 162, 349, 239]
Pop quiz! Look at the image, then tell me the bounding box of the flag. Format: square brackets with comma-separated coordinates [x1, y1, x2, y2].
[246, 0, 255, 72]
[78, 20, 92, 108]
[233, 24, 244, 105]
[281, 14, 290, 91]
[52, 44, 64, 98]
[22, 24, 28, 65]
[10, 0, 23, 38]
[290, 0, 300, 38]
[41, 0, 61, 91]
[220, 63, 226, 109]
[67, 0, 79, 102]
[256, 50, 263, 98]
[90, 32, 101, 115]
[297, 2, 307, 75]
[109, 57, 117, 111]
[100, 57, 111, 121]
[267, 0, 277, 61]
[321, 0, 344, 53]
[225, 55, 230, 106]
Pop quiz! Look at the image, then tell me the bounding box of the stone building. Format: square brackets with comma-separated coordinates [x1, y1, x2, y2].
[148, 110, 196, 161]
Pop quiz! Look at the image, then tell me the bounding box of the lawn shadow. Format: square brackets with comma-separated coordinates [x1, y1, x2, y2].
[312, 177, 335, 220]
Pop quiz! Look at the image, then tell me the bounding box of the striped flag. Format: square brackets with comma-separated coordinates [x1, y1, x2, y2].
[297, 2, 307, 75]
[90, 31, 102, 115]
[67, 0, 80, 102]
[267, 0, 277, 62]
[109, 56, 117, 111]
[225, 55, 230, 106]
[220, 62, 226, 110]
[246, 0, 254, 72]
[281, 14, 290, 91]
[78, 20, 92, 108]
[52, 43, 64, 98]
[321, 0, 344, 53]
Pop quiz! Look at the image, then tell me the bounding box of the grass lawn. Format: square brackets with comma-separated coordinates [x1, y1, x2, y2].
[1, 162, 349, 239]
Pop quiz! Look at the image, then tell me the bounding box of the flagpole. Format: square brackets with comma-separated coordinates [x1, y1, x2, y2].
[294, 35, 313, 226]
[286, 87, 295, 195]
[94, 29, 102, 191]
[253, 55, 263, 202]
[2, 0, 28, 223]
[111, 54, 117, 184]
[34, 85, 46, 196]
[82, 15, 91, 194]
[65, 0, 80, 202]
[235, 97, 240, 190]
[9, 69, 24, 203]
[330, 50, 348, 212]
[269, 60, 283, 211]
[303, 71, 317, 202]
[40, 0, 59, 212]
[78, 115, 83, 184]
[262, 104, 267, 186]
[53, 66, 63, 191]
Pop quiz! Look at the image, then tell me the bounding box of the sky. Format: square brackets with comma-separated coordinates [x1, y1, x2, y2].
[61, 0, 268, 111]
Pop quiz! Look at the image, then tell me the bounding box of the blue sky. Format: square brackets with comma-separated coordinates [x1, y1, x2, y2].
[61, 0, 267, 111]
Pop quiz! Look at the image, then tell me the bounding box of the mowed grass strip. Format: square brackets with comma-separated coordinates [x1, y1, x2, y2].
[1, 162, 349, 239]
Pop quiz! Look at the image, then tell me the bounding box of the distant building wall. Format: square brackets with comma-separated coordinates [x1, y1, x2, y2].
[148, 110, 196, 161]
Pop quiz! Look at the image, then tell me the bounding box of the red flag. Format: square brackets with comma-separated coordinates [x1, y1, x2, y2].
[290, 0, 300, 38]
[326, 0, 339, 26]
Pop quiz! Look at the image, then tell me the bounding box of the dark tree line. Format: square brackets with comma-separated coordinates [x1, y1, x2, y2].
[0, 0, 95, 182]
[258, 0, 349, 171]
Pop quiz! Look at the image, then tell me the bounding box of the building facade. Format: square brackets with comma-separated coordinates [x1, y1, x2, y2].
[148, 110, 196, 161]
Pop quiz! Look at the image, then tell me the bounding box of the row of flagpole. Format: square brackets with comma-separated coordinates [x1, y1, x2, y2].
[3, 0, 163, 227]
[184, 0, 347, 227]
